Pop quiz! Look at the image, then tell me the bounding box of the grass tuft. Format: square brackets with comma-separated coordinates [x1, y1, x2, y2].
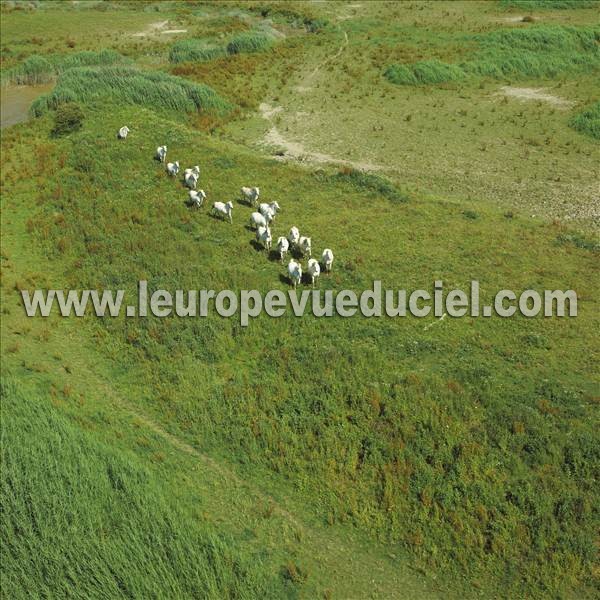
[169, 39, 227, 64]
[331, 168, 409, 202]
[569, 101, 600, 139]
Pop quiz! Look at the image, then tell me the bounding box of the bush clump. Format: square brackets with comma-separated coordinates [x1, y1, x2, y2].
[227, 32, 272, 55]
[50, 102, 85, 136]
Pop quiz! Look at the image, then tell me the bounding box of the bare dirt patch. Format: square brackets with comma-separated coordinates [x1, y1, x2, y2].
[497, 86, 575, 108]
[131, 20, 169, 37]
[259, 103, 383, 171]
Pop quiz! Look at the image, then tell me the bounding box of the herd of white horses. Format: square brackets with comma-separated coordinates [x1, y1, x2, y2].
[118, 126, 334, 288]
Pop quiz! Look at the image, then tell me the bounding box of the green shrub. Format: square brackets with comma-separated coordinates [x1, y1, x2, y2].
[569, 101, 600, 139]
[332, 168, 409, 202]
[227, 32, 272, 55]
[51, 102, 85, 136]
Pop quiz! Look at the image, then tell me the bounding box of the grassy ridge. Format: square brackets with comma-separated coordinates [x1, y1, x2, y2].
[0, 377, 286, 599]
[569, 101, 600, 139]
[385, 26, 600, 86]
[30, 66, 231, 117]
[2, 49, 128, 85]
[4, 104, 597, 598]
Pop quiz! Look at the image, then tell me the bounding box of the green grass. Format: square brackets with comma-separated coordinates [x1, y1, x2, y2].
[569, 101, 600, 139]
[30, 66, 231, 117]
[226, 32, 273, 55]
[385, 26, 600, 85]
[0, 377, 287, 599]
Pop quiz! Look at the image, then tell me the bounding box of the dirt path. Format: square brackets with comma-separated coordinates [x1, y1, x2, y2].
[296, 28, 349, 93]
[261, 28, 385, 172]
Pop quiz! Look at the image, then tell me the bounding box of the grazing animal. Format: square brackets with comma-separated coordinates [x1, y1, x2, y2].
[259, 201, 280, 219]
[288, 259, 302, 289]
[298, 236, 312, 258]
[307, 258, 321, 288]
[184, 171, 198, 190]
[184, 165, 200, 177]
[276, 236, 289, 263]
[117, 126, 130, 139]
[240, 186, 260, 206]
[288, 226, 300, 248]
[256, 226, 272, 251]
[156, 145, 167, 162]
[321, 248, 334, 273]
[166, 161, 180, 176]
[212, 201, 233, 223]
[249, 211, 267, 230]
[188, 189, 206, 209]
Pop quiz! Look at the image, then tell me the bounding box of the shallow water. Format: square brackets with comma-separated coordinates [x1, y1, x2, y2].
[1, 83, 54, 129]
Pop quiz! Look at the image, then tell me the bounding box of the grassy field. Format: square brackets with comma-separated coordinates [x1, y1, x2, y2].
[1, 1, 599, 599]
